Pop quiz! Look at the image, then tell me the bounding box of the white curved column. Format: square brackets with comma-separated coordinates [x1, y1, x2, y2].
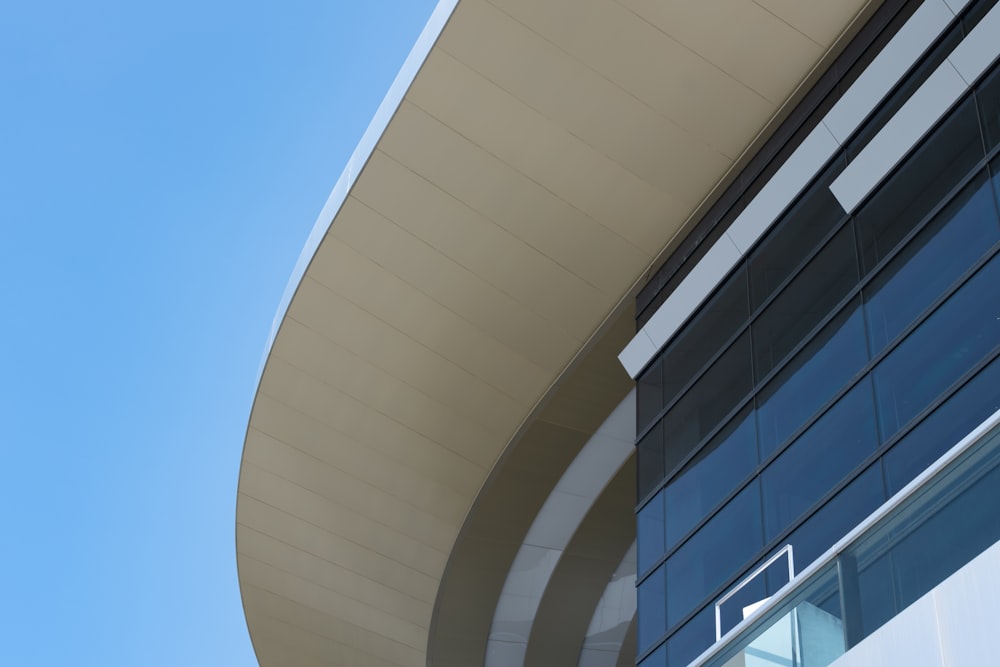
[485, 391, 635, 666]
[577, 541, 638, 667]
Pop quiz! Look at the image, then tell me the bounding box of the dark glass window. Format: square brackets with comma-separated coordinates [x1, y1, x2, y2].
[664, 605, 715, 667]
[748, 155, 848, 313]
[660, 332, 752, 479]
[978, 64, 1000, 153]
[638, 565, 666, 654]
[846, 25, 963, 159]
[873, 253, 1000, 439]
[884, 352, 1000, 494]
[854, 96, 984, 275]
[864, 171, 1000, 353]
[753, 223, 859, 380]
[637, 421, 664, 501]
[993, 156, 1000, 213]
[665, 480, 763, 630]
[761, 380, 879, 541]
[756, 298, 868, 458]
[664, 405, 757, 552]
[637, 358, 663, 433]
[635, 25, 1000, 658]
[655, 267, 749, 417]
[638, 489, 665, 575]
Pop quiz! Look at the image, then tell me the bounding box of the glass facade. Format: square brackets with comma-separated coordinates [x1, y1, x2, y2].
[698, 416, 1000, 667]
[634, 1, 1000, 664]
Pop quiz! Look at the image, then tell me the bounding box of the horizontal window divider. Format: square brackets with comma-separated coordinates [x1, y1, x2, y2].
[638, 334, 1000, 597]
[635, 318, 751, 442]
[637, 156, 1000, 509]
[636, 48, 1000, 442]
[637, 343, 1000, 666]
[874, 339, 1000, 467]
[636, 5, 1000, 664]
[635, 391, 756, 512]
[638, 234, 1000, 582]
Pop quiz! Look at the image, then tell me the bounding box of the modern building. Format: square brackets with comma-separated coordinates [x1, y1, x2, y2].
[235, 1, 1000, 666]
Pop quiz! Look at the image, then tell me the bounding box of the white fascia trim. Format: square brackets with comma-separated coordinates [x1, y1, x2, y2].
[727, 124, 841, 254]
[948, 0, 1000, 84]
[619, 0, 964, 379]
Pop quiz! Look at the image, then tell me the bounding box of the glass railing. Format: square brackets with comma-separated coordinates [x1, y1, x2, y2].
[689, 408, 1000, 667]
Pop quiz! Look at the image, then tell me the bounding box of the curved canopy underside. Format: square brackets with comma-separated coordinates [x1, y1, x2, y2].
[236, 1, 879, 666]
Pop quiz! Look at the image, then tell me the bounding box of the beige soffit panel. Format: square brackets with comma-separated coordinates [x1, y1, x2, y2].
[236, 1, 879, 666]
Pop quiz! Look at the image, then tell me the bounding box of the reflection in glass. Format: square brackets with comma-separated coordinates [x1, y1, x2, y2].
[638, 489, 665, 575]
[864, 171, 999, 353]
[664, 405, 757, 552]
[873, 254, 1000, 439]
[660, 333, 752, 479]
[749, 155, 848, 313]
[855, 96, 984, 275]
[666, 481, 763, 631]
[757, 299, 868, 459]
[753, 224, 859, 381]
[638, 565, 666, 654]
[761, 380, 878, 541]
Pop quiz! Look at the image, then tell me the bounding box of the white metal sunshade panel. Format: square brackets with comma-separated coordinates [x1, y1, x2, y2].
[831, 0, 1000, 210]
[619, 0, 971, 379]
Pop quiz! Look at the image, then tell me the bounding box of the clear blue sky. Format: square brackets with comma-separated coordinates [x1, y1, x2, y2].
[0, 1, 437, 664]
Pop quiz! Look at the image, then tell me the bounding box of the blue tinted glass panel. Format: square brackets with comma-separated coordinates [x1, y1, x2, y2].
[638, 421, 664, 501]
[664, 405, 757, 551]
[873, 254, 1000, 439]
[639, 643, 666, 667]
[665, 605, 715, 667]
[638, 489, 665, 575]
[761, 380, 879, 541]
[885, 353, 1000, 495]
[757, 299, 868, 458]
[779, 462, 885, 574]
[638, 565, 666, 654]
[666, 480, 763, 630]
[865, 171, 999, 353]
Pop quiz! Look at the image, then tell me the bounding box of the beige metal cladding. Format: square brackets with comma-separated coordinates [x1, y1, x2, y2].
[236, 1, 879, 665]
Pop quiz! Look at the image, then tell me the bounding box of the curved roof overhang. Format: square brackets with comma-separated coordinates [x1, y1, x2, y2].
[235, 1, 880, 666]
